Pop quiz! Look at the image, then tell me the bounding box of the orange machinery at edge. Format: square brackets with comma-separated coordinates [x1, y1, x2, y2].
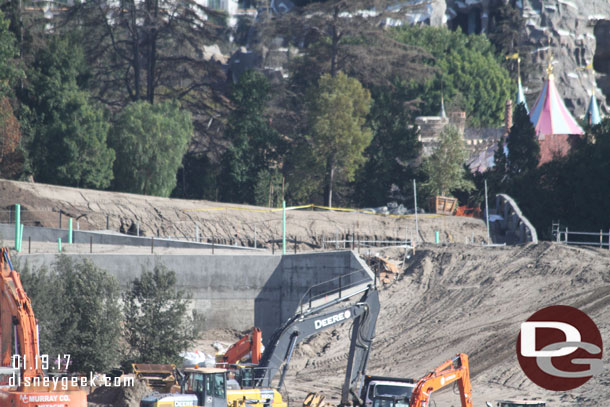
[410, 353, 473, 407]
[0, 248, 87, 407]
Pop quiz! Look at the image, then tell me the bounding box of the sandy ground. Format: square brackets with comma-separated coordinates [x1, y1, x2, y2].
[274, 243, 610, 407]
[2, 179, 607, 407]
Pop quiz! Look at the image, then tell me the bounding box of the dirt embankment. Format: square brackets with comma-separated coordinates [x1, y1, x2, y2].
[0, 179, 488, 249]
[5, 179, 607, 407]
[278, 243, 610, 407]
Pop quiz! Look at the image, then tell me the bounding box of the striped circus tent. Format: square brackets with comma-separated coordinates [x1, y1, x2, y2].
[529, 68, 584, 164]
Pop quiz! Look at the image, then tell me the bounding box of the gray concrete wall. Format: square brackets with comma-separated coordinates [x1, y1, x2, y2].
[0, 223, 256, 251]
[489, 194, 538, 245]
[12, 250, 373, 344]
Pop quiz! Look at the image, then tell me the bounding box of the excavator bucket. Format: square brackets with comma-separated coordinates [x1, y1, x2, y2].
[303, 392, 326, 407]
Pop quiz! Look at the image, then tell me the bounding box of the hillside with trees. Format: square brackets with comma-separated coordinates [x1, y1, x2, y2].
[1, 0, 607, 237]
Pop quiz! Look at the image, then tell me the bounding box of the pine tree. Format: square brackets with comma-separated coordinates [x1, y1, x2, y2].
[507, 103, 539, 177]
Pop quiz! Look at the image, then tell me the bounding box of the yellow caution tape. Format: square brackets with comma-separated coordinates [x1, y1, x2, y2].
[186, 203, 444, 219]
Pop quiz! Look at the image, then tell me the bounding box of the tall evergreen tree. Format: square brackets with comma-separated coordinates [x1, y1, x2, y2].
[507, 103, 539, 177]
[218, 71, 283, 204]
[25, 36, 115, 188]
[353, 84, 421, 206]
[307, 72, 372, 207]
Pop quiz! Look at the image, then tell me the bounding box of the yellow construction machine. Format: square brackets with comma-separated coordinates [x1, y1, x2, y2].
[139, 367, 286, 407]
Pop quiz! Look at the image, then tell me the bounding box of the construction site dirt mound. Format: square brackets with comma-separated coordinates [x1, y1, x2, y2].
[0, 179, 488, 249]
[87, 378, 151, 407]
[6, 179, 606, 406]
[279, 243, 610, 407]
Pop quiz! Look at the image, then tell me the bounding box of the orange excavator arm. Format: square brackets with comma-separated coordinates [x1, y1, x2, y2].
[0, 248, 43, 379]
[409, 353, 473, 407]
[223, 327, 262, 364]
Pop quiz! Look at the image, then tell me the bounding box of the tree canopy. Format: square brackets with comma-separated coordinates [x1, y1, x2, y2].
[110, 100, 192, 197]
[24, 36, 115, 188]
[307, 72, 372, 206]
[423, 124, 474, 197]
[392, 25, 512, 127]
[218, 71, 284, 204]
[20, 256, 122, 374]
[123, 264, 195, 365]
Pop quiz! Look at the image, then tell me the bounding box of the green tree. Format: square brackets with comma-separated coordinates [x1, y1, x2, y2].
[392, 26, 512, 127]
[0, 9, 24, 98]
[123, 264, 195, 365]
[0, 97, 24, 178]
[507, 103, 540, 177]
[307, 72, 372, 207]
[353, 84, 422, 207]
[24, 36, 114, 188]
[219, 71, 284, 204]
[423, 125, 474, 197]
[19, 256, 122, 373]
[110, 100, 192, 197]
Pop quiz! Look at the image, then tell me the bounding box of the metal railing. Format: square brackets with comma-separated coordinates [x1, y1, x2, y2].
[298, 269, 372, 314]
[552, 222, 610, 249]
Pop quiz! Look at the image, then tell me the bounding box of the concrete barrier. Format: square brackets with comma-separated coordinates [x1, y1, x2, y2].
[489, 194, 538, 244]
[12, 250, 374, 343]
[0, 223, 256, 251]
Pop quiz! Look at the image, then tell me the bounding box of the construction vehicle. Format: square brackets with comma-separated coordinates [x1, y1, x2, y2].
[409, 353, 473, 407]
[218, 328, 262, 366]
[0, 248, 87, 407]
[133, 363, 177, 392]
[360, 375, 415, 407]
[140, 283, 380, 407]
[140, 367, 287, 407]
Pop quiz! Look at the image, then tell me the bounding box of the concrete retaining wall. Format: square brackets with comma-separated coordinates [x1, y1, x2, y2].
[12, 250, 374, 344]
[0, 223, 255, 251]
[490, 194, 538, 244]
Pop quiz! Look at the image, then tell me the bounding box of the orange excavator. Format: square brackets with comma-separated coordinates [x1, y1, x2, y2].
[0, 248, 87, 407]
[409, 353, 473, 407]
[220, 327, 262, 365]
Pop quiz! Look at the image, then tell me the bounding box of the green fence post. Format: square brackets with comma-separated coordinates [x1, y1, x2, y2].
[58, 238, 62, 253]
[18, 224, 23, 252]
[68, 218, 73, 244]
[14, 204, 20, 251]
[435, 231, 440, 244]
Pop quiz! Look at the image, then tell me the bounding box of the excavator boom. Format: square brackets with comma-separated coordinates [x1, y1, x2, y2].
[222, 327, 262, 365]
[409, 353, 473, 407]
[255, 285, 380, 407]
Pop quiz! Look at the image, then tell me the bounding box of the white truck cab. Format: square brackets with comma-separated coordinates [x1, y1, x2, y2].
[362, 377, 416, 407]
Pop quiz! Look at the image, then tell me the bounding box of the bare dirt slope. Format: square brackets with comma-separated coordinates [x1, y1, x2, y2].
[277, 243, 610, 407]
[5, 179, 605, 407]
[0, 179, 487, 248]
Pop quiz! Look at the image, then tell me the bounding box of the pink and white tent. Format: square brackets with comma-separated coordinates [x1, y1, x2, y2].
[530, 75, 584, 136]
[529, 72, 584, 164]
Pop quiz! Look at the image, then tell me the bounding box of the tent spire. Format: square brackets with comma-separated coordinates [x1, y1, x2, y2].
[586, 90, 602, 126]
